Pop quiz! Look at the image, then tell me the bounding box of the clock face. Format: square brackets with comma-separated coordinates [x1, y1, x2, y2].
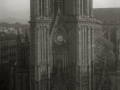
[57, 35, 63, 42]
[54, 34, 65, 44]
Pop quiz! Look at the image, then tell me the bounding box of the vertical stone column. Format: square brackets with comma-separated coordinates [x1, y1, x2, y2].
[43, 0, 48, 15]
[46, 26, 50, 90]
[41, 0, 43, 16]
[88, 27, 92, 90]
[87, 0, 90, 16]
[92, 28, 95, 65]
[75, 0, 77, 15]
[73, 0, 75, 15]
[70, 0, 73, 15]
[30, 24, 35, 90]
[78, 0, 81, 16]
[76, 28, 79, 66]
[84, 26, 88, 63]
[83, 27, 85, 64]
[64, 0, 66, 14]
[35, 0, 37, 17]
[74, 27, 76, 64]
[46, 26, 50, 66]
[79, 27, 82, 65]
[89, 0, 93, 17]
[48, 0, 50, 15]
[69, 0, 71, 15]
[75, 26, 81, 90]
[80, 0, 82, 16]
[81, 26, 84, 64]
[84, 0, 87, 15]
[80, 66, 82, 90]
[67, 0, 70, 15]
[38, 27, 42, 63]
[91, 27, 94, 90]
[81, 0, 83, 15]
[76, 0, 78, 15]
[34, 27, 39, 90]
[76, 26, 82, 66]
[44, 27, 47, 63]
[52, 0, 55, 15]
[91, 0, 93, 17]
[35, 27, 39, 67]
[76, 26, 82, 90]
[36, 0, 40, 16]
[41, 27, 47, 65]
[46, 0, 49, 15]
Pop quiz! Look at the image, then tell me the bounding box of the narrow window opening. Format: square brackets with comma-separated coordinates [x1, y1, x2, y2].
[39, 0, 45, 16]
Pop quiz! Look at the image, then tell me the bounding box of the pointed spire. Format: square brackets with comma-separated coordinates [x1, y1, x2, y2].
[104, 57, 107, 68]
[57, 0, 61, 14]
[18, 28, 20, 35]
[25, 29, 29, 45]
[17, 28, 21, 45]
[57, 0, 61, 8]
[25, 29, 28, 36]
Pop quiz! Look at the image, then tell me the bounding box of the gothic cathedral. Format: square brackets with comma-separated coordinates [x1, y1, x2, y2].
[29, 0, 120, 90]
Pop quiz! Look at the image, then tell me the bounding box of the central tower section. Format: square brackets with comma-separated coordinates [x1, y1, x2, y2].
[30, 0, 95, 90]
[30, 0, 93, 20]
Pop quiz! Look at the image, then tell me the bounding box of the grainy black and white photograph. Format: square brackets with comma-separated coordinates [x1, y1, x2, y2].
[0, 0, 120, 90]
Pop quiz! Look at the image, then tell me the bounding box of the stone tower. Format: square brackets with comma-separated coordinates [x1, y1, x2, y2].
[29, 0, 103, 90]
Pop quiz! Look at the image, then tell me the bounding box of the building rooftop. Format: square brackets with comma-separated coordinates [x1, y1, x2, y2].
[93, 8, 120, 24]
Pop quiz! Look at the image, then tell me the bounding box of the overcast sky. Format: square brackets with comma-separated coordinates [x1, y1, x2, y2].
[0, 0, 120, 20]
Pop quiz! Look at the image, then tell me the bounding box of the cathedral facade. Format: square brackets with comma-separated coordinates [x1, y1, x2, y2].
[29, 0, 120, 90]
